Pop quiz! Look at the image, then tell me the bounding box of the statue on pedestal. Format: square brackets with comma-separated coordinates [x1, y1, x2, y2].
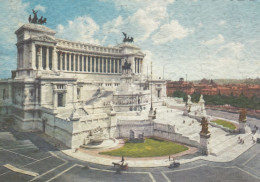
[239, 109, 247, 122]
[122, 58, 132, 74]
[238, 108, 247, 133]
[200, 117, 210, 135]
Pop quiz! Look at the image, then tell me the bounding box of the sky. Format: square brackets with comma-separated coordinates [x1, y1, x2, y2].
[0, 0, 260, 80]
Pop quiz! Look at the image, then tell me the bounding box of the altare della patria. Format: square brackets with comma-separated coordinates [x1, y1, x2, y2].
[0, 10, 259, 180]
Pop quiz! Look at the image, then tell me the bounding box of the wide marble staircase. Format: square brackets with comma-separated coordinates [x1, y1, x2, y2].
[154, 105, 254, 157]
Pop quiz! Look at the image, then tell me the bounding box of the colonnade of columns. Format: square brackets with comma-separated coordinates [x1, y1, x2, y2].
[57, 52, 122, 74]
[36, 46, 54, 70]
[34, 45, 143, 75]
[135, 58, 143, 73]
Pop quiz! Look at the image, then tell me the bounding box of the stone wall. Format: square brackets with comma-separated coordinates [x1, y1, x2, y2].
[117, 119, 153, 138]
[117, 119, 200, 148]
[153, 123, 199, 147]
[0, 81, 12, 115]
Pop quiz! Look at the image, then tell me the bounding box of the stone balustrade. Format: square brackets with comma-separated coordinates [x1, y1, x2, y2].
[56, 39, 122, 54]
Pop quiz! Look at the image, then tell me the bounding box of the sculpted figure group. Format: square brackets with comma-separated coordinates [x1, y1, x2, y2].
[28, 9, 47, 25]
[122, 32, 134, 43]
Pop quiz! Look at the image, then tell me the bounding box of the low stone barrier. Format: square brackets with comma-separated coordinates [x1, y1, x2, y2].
[209, 120, 238, 133]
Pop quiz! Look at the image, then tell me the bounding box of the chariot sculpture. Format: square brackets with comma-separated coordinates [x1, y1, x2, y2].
[28, 9, 47, 25]
[122, 32, 134, 43]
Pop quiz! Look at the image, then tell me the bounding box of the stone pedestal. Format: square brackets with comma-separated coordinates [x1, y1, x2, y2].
[239, 122, 246, 134]
[238, 109, 247, 134]
[199, 133, 211, 155]
[148, 109, 155, 120]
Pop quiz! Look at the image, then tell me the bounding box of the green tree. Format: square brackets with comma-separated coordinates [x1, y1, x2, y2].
[172, 90, 187, 101]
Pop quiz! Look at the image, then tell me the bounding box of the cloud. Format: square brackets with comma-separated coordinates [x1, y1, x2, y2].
[101, 0, 174, 43]
[56, 16, 100, 44]
[201, 34, 225, 46]
[216, 42, 244, 58]
[218, 20, 226, 26]
[112, 0, 174, 11]
[152, 20, 192, 44]
[34, 4, 46, 13]
[0, 0, 29, 78]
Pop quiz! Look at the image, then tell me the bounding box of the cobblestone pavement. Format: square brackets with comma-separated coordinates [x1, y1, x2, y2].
[0, 111, 260, 182]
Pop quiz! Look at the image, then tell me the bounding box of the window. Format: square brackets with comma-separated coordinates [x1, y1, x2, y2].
[58, 93, 65, 107]
[77, 88, 81, 99]
[57, 84, 64, 89]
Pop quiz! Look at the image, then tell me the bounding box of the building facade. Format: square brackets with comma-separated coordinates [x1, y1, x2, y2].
[0, 23, 166, 148]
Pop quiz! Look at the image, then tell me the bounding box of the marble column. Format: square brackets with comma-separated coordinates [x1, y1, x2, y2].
[68, 53, 71, 71]
[46, 47, 49, 70]
[78, 55, 80, 71]
[138, 58, 140, 73]
[31, 43, 36, 69]
[109, 58, 111, 73]
[80, 55, 83, 72]
[64, 52, 67, 71]
[90, 56, 92, 72]
[38, 46, 43, 70]
[40, 83, 45, 106]
[100, 57, 102, 73]
[94, 56, 96, 72]
[35, 87, 39, 105]
[53, 88, 57, 109]
[96, 57, 99, 72]
[112, 59, 115, 73]
[60, 52, 63, 70]
[105, 58, 107, 73]
[117, 59, 120, 73]
[52, 47, 57, 71]
[86, 55, 89, 72]
[140, 59, 143, 74]
[73, 54, 76, 71]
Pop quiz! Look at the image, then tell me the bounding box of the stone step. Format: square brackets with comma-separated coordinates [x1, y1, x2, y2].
[217, 133, 252, 156]
[222, 134, 253, 156]
[188, 133, 200, 142]
[210, 133, 236, 147]
[180, 127, 201, 136]
[210, 132, 251, 156]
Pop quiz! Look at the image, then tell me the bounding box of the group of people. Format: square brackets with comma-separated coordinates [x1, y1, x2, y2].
[238, 137, 245, 144]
